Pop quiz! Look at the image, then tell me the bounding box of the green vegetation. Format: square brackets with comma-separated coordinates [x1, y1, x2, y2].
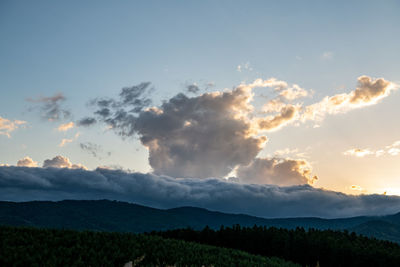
[0, 226, 298, 267]
[153, 225, 400, 267]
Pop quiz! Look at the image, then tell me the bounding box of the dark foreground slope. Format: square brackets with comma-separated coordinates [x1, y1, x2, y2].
[1, 199, 400, 242]
[0, 226, 298, 267]
[153, 225, 400, 267]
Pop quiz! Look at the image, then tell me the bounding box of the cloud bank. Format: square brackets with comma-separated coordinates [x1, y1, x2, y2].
[0, 166, 399, 218]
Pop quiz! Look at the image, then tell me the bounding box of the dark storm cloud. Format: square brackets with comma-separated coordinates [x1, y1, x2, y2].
[186, 83, 200, 94]
[185, 82, 215, 94]
[88, 82, 153, 137]
[27, 93, 71, 121]
[76, 117, 97, 127]
[1, 166, 399, 218]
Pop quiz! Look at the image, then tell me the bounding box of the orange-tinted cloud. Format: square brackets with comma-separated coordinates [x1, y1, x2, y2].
[42, 155, 87, 169]
[17, 156, 38, 167]
[302, 76, 397, 122]
[0, 116, 26, 138]
[57, 122, 75, 132]
[237, 157, 317, 186]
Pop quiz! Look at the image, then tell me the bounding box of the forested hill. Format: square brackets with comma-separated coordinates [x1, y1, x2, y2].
[0, 226, 298, 267]
[152, 225, 400, 267]
[1, 199, 400, 242]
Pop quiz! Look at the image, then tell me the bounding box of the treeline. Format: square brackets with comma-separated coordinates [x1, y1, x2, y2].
[0, 226, 298, 267]
[152, 225, 400, 267]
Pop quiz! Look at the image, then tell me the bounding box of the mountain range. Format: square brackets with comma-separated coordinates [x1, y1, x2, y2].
[1, 199, 399, 243]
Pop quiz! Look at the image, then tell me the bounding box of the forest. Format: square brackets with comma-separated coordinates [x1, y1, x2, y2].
[3, 224, 400, 266]
[152, 225, 400, 267]
[0, 225, 297, 267]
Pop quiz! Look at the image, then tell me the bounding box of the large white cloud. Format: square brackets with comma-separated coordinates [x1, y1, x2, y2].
[17, 157, 38, 167]
[84, 76, 397, 180]
[42, 155, 87, 170]
[0, 166, 399, 218]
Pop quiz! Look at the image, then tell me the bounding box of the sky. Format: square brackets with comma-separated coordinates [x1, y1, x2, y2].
[1, 1, 400, 217]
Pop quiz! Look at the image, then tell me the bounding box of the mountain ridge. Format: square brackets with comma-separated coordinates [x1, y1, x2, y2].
[1, 199, 399, 242]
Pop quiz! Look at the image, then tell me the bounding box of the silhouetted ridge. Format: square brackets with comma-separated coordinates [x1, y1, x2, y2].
[0, 199, 399, 242]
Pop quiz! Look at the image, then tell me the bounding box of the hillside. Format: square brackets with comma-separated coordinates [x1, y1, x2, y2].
[1, 199, 400, 242]
[0, 226, 297, 267]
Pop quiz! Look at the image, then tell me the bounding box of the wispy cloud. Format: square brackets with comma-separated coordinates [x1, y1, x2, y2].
[302, 76, 398, 123]
[57, 122, 74, 132]
[59, 132, 80, 147]
[27, 93, 70, 121]
[344, 140, 400, 158]
[321, 51, 334, 60]
[80, 142, 110, 159]
[0, 116, 26, 138]
[237, 62, 253, 72]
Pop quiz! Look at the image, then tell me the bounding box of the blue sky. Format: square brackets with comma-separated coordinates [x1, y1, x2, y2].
[1, 0, 400, 198]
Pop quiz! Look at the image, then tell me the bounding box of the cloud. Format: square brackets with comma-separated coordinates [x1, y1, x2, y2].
[0, 116, 26, 138]
[302, 76, 397, 122]
[57, 122, 74, 132]
[42, 155, 87, 169]
[16, 156, 38, 167]
[344, 148, 375, 158]
[80, 142, 110, 159]
[90, 80, 277, 178]
[273, 148, 309, 159]
[135, 89, 267, 178]
[279, 84, 308, 100]
[350, 185, 364, 192]
[237, 157, 317, 186]
[257, 104, 300, 131]
[321, 51, 333, 60]
[86, 76, 396, 179]
[344, 140, 400, 158]
[237, 62, 253, 72]
[76, 117, 97, 127]
[262, 99, 286, 113]
[59, 132, 80, 147]
[27, 93, 71, 121]
[388, 148, 400, 156]
[186, 83, 200, 94]
[185, 82, 215, 94]
[1, 166, 400, 218]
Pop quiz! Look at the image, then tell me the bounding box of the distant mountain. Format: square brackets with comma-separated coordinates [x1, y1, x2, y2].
[0, 199, 399, 242]
[349, 220, 400, 243]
